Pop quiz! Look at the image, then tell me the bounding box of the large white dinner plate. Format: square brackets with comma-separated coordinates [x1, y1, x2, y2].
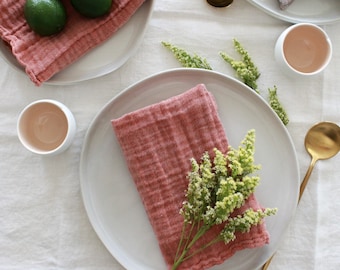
[0, 0, 153, 85]
[80, 68, 299, 270]
[247, 0, 340, 24]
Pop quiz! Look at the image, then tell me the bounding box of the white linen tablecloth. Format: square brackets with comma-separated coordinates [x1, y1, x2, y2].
[1, 0, 339, 269]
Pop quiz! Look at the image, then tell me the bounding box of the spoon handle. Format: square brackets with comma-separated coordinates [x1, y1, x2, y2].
[262, 255, 273, 270]
[299, 157, 317, 202]
[262, 157, 318, 269]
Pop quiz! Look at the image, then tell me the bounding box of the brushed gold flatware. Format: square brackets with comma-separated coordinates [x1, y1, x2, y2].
[298, 122, 340, 199]
[262, 121, 340, 270]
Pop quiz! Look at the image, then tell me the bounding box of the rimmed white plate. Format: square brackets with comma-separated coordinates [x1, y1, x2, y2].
[0, 0, 154, 85]
[247, 0, 340, 24]
[80, 68, 299, 270]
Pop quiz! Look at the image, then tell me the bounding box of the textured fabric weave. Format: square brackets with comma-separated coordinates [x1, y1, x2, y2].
[0, 0, 145, 86]
[111, 84, 269, 270]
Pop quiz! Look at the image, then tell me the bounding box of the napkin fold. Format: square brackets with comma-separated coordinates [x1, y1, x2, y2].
[111, 84, 269, 270]
[0, 0, 145, 86]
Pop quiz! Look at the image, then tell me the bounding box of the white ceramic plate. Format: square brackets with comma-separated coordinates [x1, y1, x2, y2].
[0, 0, 154, 85]
[247, 0, 340, 24]
[80, 68, 299, 270]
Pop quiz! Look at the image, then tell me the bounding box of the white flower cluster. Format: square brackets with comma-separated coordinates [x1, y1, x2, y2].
[180, 129, 276, 240]
[173, 130, 277, 270]
[221, 208, 277, 243]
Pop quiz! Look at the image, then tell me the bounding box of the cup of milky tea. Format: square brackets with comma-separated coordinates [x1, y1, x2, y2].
[275, 23, 332, 76]
[17, 100, 76, 156]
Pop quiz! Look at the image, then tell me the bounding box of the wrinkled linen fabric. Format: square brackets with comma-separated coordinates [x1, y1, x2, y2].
[0, 0, 145, 86]
[1, 1, 340, 269]
[111, 84, 270, 270]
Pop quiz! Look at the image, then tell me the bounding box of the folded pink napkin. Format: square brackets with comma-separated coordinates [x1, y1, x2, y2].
[111, 84, 269, 270]
[0, 0, 145, 86]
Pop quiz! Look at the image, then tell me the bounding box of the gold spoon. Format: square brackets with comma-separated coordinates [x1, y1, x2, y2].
[298, 122, 340, 200]
[262, 121, 340, 270]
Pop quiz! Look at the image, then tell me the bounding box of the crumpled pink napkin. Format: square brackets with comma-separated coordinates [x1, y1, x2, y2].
[111, 84, 270, 270]
[0, 0, 145, 86]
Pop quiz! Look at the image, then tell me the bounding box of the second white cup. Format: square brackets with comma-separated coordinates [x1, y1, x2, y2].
[275, 23, 332, 77]
[17, 99, 76, 156]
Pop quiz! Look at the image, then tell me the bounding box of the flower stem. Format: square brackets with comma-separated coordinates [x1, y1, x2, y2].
[174, 222, 187, 262]
[181, 236, 222, 262]
[172, 224, 211, 270]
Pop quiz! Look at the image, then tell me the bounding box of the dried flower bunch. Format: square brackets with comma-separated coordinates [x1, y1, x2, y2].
[172, 130, 277, 270]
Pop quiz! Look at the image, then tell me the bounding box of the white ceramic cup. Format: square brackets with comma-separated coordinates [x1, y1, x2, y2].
[275, 23, 332, 77]
[17, 99, 76, 156]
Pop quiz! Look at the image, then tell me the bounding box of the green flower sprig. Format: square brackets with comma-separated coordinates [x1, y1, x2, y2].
[268, 86, 289, 125]
[161, 40, 289, 126]
[161, 41, 212, 70]
[172, 130, 277, 270]
[220, 39, 289, 125]
[220, 39, 260, 92]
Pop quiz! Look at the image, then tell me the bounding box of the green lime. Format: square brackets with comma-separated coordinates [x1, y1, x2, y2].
[24, 0, 67, 36]
[71, 0, 112, 18]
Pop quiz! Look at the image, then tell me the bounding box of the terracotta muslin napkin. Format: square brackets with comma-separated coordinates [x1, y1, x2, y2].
[0, 0, 145, 86]
[111, 84, 269, 270]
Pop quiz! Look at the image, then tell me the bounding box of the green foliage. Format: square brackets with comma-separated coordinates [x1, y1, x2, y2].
[162, 40, 289, 126]
[220, 39, 289, 125]
[268, 86, 289, 125]
[220, 39, 260, 92]
[173, 130, 277, 270]
[162, 41, 212, 70]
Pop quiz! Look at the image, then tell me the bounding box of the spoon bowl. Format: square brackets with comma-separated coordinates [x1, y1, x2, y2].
[305, 122, 340, 159]
[299, 121, 340, 200]
[262, 121, 340, 270]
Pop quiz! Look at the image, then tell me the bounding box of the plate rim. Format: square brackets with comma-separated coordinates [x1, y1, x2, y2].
[0, 0, 154, 85]
[247, 0, 340, 24]
[79, 68, 300, 270]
